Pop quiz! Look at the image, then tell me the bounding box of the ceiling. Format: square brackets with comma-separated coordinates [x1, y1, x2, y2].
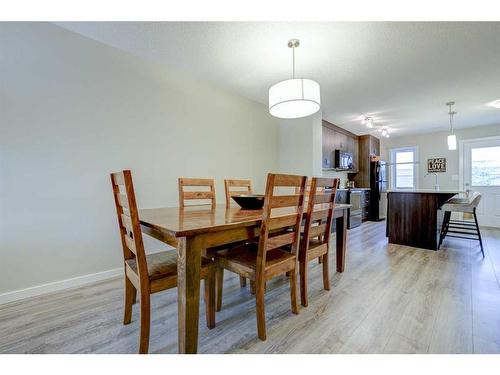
[55, 22, 500, 137]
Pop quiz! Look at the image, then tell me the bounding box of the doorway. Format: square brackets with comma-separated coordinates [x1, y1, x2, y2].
[461, 136, 500, 228]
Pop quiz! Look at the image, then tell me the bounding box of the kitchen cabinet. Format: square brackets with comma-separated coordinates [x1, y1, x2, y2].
[347, 137, 359, 173]
[354, 135, 380, 187]
[322, 125, 335, 169]
[335, 189, 348, 204]
[361, 190, 371, 221]
[322, 120, 358, 172]
[334, 131, 348, 151]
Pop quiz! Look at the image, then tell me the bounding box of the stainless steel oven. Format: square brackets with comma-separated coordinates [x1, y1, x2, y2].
[348, 190, 362, 229]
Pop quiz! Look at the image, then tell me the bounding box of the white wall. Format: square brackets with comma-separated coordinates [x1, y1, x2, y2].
[0, 23, 280, 296]
[278, 111, 323, 176]
[277, 111, 349, 185]
[381, 124, 500, 190]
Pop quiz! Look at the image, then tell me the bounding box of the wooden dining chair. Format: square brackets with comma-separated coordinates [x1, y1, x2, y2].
[299, 177, 339, 307]
[213, 173, 307, 340]
[295, 179, 325, 201]
[224, 179, 253, 289]
[178, 178, 216, 208]
[224, 179, 253, 207]
[296, 178, 328, 263]
[111, 170, 216, 354]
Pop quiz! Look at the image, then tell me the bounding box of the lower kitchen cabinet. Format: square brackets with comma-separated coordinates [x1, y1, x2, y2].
[361, 190, 370, 221]
[332, 189, 371, 231]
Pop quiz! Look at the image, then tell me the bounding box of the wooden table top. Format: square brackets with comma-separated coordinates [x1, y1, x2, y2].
[139, 203, 351, 237]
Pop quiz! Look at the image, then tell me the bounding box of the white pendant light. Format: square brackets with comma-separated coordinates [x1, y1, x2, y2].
[269, 39, 321, 119]
[447, 134, 457, 150]
[446, 101, 457, 151]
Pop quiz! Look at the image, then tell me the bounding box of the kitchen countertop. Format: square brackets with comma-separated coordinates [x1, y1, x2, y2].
[387, 189, 462, 194]
[329, 187, 371, 191]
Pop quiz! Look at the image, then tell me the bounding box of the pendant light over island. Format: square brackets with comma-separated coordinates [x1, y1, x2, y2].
[446, 101, 457, 151]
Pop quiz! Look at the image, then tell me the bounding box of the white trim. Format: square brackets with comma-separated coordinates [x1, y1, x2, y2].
[389, 146, 419, 190]
[0, 268, 122, 305]
[459, 139, 465, 191]
[459, 135, 500, 190]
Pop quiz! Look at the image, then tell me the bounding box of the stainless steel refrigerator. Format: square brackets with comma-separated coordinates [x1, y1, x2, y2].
[369, 159, 388, 221]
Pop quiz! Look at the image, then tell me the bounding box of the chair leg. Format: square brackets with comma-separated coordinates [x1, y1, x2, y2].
[322, 253, 330, 291]
[473, 212, 485, 258]
[250, 280, 256, 295]
[239, 276, 247, 288]
[204, 269, 216, 329]
[290, 269, 299, 314]
[299, 262, 308, 307]
[123, 276, 136, 325]
[255, 279, 267, 341]
[438, 211, 451, 249]
[318, 235, 323, 264]
[216, 267, 224, 312]
[138, 292, 151, 354]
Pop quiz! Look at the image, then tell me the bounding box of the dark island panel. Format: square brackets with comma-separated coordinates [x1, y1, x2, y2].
[387, 191, 457, 250]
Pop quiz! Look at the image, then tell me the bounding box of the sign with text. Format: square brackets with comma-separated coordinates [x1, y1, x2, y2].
[427, 158, 447, 172]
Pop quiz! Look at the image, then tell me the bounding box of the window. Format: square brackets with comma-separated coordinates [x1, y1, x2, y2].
[471, 146, 500, 186]
[390, 147, 418, 190]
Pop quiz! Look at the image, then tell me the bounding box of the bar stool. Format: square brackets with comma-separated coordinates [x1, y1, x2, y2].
[438, 191, 484, 257]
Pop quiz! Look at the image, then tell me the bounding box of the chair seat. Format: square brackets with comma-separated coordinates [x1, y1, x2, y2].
[126, 251, 212, 281]
[442, 191, 481, 213]
[213, 242, 296, 278]
[284, 237, 325, 249]
[308, 238, 323, 248]
[205, 240, 250, 257]
[441, 203, 475, 213]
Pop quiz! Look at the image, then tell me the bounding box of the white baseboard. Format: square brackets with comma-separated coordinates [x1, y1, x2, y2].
[0, 268, 123, 305]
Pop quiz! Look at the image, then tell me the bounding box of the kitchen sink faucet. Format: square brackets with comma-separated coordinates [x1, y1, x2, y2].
[425, 173, 440, 191]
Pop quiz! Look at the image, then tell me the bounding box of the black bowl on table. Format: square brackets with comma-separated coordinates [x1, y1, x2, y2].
[231, 194, 265, 210]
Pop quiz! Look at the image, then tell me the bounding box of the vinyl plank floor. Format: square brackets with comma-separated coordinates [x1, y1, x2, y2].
[1, 221, 499, 354]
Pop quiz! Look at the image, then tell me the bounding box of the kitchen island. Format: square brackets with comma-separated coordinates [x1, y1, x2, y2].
[386, 189, 459, 250]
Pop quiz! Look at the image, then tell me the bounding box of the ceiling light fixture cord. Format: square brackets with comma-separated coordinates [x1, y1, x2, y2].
[449, 110, 453, 133]
[292, 44, 295, 79]
[448, 102, 455, 133]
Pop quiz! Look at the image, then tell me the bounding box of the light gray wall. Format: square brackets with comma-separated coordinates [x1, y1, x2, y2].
[0, 23, 280, 294]
[278, 111, 350, 186]
[278, 111, 323, 176]
[381, 124, 500, 190]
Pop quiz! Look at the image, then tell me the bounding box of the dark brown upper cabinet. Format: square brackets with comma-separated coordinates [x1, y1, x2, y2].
[322, 120, 359, 172]
[354, 135, 380, 188]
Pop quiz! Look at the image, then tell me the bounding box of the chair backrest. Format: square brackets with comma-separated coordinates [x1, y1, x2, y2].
[110, 170, 149, 284]
[301, 177, 339, 257]
[469, 191, 482, 209]
[224, 179, 253, 207]
[444, 191, 482, 213]
[295, 179, 326, 203]
[256, 173, 307, 276]
[178, 178, 216, 208]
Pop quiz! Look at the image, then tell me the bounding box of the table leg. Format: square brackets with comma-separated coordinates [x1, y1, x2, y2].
[177, 236, 202, 354]
[335, 210, 347, 273]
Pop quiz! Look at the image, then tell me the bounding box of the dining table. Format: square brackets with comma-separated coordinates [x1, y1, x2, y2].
[139, 202, 351, 354]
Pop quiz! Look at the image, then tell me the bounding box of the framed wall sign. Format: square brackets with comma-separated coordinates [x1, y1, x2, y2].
[427, 158, 447, 172]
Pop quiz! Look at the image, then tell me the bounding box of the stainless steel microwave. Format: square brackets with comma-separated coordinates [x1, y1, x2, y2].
[334, 150, 354, 170]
